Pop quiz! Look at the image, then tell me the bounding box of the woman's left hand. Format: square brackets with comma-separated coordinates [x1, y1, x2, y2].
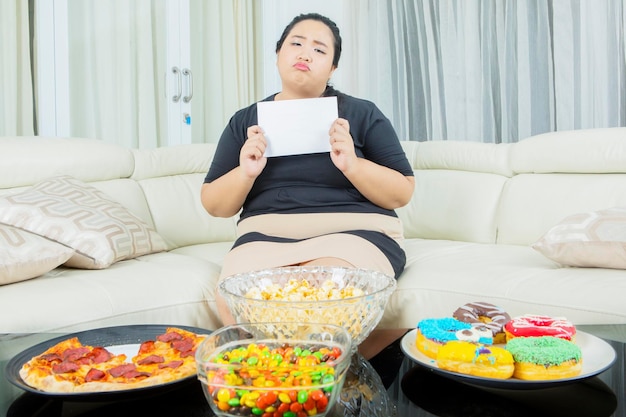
[329, 118, 357, 172]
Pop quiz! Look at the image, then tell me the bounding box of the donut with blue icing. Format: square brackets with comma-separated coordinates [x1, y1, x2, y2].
[415, 318, 492, 359]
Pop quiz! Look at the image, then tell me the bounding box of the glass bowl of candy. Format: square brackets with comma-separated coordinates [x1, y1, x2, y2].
[195, 322, 352, 417]
[218, 266, 397, 351]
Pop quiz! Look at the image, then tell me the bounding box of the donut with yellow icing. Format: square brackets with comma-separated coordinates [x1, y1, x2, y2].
[506, 336, 582, 380]
[504, 314, 576, 342]
[452, 301, 511, 344]
[436, 341, 515, 379]
[415, 318, 492, 359]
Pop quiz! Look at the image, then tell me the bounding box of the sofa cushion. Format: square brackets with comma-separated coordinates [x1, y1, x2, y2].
[384, 238, 626, 329]
[0, 224, 74, 285]
[137, 174, 238, 248]
[497, 173, 626, 245]
[0, 176, 167, 269]
[0, 136, 134, 189]
[0, 252, 223, 333]
[397, 170, 506, 243]
[532, 207, 626, 269]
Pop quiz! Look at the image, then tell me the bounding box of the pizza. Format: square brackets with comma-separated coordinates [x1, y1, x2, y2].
[19, 327, 207, 393]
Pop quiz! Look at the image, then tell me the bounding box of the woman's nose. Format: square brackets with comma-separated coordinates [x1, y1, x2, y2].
[298, 53, 311, 62]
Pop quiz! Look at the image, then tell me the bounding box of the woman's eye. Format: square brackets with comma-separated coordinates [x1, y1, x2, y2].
[291, 42, 301, 46]
[315, 48, 326, 54]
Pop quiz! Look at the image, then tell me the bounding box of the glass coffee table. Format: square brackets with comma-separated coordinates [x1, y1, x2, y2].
[390, 324, 625, 417]
[2, 324, 624, 416]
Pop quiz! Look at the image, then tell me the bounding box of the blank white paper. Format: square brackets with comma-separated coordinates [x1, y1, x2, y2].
[257, 96, 338, 157]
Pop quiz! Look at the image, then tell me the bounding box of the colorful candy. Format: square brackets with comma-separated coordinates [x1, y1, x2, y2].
[201, 342, 344, 416]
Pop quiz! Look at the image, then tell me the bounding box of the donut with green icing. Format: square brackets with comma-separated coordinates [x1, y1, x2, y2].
[506, 336, 581, 365]
[506, 336, 583, 380]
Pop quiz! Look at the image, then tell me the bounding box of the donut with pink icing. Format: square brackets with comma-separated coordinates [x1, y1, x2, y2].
[504, 314, 576, 341]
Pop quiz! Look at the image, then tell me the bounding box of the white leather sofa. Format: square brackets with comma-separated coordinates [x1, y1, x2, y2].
[1, 127, 626, 336]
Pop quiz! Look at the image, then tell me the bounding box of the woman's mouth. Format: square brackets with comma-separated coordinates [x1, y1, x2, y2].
[293, 62, 310, 71]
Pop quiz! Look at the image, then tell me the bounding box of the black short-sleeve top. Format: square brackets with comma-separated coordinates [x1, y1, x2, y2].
[204, 91, 414, 222]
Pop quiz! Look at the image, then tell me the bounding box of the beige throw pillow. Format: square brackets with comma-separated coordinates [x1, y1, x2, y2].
[532, 207, 626, 269]
[0, 176, 167, 269]
[0, 224, 74, 285]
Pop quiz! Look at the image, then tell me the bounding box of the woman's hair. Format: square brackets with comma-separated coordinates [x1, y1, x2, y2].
[275, 13, 342, 68]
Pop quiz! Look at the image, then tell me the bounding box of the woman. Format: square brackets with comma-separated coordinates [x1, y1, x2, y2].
[201, 12, 415, 359]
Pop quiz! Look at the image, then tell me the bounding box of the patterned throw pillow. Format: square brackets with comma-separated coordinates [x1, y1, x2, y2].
[532, 207, 626, 269]
[0, 176, 167, 269]
[0, 224, 74, 285]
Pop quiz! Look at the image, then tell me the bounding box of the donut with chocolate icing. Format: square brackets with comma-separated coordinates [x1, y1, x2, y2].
[453, 302, 511, 344]
[504, 314, 576, 342]
[506, 336, 582, 380]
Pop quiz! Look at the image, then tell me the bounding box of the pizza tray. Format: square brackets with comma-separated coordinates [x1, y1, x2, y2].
[5, 324, 211, 402]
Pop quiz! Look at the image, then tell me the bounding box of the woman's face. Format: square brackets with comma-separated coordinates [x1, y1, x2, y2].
[276, 19, 337, 98]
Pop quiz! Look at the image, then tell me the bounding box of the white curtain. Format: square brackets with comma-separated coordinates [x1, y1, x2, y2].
[0, 0, 35, 136]
[65, 0, 163, 147]
[6, 1, 624, 144]
[377, 0, 626, 142]
[338, 1, 397, 129]
[189, 0, 261, 144]
[63, 0, 259, 147]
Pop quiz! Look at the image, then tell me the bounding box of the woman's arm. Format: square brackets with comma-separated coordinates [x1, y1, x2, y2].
[329, 118, 415, 210]
[342, 159, 415, 210]
[201, 125, 268, 218]
[201, 167, 255, 217]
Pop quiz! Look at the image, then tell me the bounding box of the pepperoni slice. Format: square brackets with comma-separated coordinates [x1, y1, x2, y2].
[108, 363, 137, 378]
[62, 347, 90, 362]
[179, 349, 196, 358]
[85, 368, 106, 382]
[138, 340, 155, 354]
[137, 354, 164, 365]
[157, 332, 183, 343]
[40, 353, 62, 363]
[52, 361, 80, 374]
[88, 347, 114, 364]
[75, 356, 92, 366]
[159, 360, 183, 369]
[171, 338, 193, 354]
[122, 370, 151, 379]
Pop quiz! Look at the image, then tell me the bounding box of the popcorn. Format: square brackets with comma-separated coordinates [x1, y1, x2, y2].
[240, 278, 367, 343]
[245, 278, 365, 302]
[220, 268, 397, 349]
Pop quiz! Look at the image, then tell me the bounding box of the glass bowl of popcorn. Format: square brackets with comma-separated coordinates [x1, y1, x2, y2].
[218, 266, 397, 352]
[196, 322, 352, 417]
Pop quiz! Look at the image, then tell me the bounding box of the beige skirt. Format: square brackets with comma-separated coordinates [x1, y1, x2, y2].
[218, 213, 403, 280]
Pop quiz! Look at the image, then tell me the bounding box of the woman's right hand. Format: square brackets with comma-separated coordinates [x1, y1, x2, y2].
[240, 125, 268, 178]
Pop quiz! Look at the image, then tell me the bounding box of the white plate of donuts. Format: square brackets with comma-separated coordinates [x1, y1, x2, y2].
[401, 303, 617, 389]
